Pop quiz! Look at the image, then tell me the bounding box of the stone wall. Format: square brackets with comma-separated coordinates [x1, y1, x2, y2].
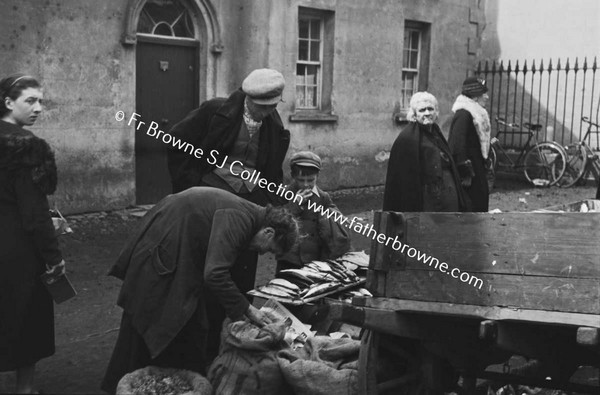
[1, 0, 134, 212]
[1, 0, 484, 212]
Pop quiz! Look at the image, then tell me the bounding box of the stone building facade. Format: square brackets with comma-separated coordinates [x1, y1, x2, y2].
[1, 0, 486, 212]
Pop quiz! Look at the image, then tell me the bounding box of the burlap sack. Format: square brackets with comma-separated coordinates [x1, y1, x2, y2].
[277, 336, 360, 395]
[207, 319, 291, 395]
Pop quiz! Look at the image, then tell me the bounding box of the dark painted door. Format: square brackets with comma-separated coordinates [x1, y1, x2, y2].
[135, 36, 198, 204]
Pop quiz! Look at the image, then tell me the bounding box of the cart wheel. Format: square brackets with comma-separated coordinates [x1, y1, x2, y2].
[358, 331, 456, 395]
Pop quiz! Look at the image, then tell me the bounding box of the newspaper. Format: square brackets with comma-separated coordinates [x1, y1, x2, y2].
[260, 299, 313, 344]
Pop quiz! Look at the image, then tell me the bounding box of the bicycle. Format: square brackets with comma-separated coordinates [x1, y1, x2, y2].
[489, 117, 567, 187]
[556, 116, 600, 188]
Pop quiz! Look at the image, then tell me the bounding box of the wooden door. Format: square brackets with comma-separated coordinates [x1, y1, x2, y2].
[135, 36, 199, 204]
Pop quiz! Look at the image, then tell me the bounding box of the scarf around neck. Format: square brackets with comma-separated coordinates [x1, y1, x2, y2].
[451, 94, 491, 159]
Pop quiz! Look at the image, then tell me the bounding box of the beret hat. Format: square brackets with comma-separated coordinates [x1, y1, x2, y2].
[242, 68, 285, 105]
[290, 151, 322, 170]
[461, 76, 488, 98]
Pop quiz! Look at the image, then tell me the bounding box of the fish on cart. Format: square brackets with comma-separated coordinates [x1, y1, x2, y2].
[278, 270, 315, 288]
[281, 268, 333, 282]
[337, 251, 369, 268]
[258, 285, 299, 299]
[268, 278, 302, 294]
[301, 281, 341, 299]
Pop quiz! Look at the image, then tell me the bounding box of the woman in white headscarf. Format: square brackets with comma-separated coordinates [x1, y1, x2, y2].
[448, 77, 491, 212]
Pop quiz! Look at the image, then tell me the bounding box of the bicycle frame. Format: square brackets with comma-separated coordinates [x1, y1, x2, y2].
[493, 124, 539, 169]
[580, 118, 600, 180]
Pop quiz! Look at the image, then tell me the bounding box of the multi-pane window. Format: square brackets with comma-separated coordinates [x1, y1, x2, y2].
[401, 28, 421, 109]
[296, 15, 323, 109]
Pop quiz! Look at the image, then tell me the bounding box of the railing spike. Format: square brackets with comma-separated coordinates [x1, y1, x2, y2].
[514, 60, 520, 73]
[539, 59, 544, 72]
[522, 60, 528, 74]
[582, 57, 588, 72]
[564, 58, 570, 72]
[573, 57, 579, 72]
[484, 60, 489, 74]
[491, 60, 497, 73]
[499, 60, 504, 73]
[531, 59, 537, 73]
[507, 60, 512, 73]
[476, 61, 482, 74]
[556, 58, 561, 71]
[593, 56, 597, 71]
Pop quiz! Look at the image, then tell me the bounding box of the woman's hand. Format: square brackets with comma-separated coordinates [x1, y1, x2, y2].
[46, 259, 66, 276]
[461, 176, 472, 188]
[245, 304, 275, 327]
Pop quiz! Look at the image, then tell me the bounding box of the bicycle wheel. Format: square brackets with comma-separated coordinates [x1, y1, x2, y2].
[556, 143, 587, 187]
[523, 142, 567, 186]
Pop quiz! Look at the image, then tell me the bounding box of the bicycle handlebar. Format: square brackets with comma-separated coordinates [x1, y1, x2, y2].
[495, 117, 543, 132]
[581, 116, 600, 128]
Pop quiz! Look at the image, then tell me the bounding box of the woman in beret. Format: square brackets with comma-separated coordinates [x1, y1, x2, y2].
[0, 74, 65, 393]
[448, 77, 492, 212]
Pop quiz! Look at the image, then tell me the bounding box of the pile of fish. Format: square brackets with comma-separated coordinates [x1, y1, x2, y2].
[256, 251, 370, 301]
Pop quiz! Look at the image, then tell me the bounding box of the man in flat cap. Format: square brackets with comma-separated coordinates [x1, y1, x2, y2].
[166, 68, 290, 318]
[167, 68, 289, 206]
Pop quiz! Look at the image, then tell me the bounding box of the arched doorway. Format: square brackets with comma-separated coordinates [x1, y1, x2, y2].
[123, 0, 222, 204]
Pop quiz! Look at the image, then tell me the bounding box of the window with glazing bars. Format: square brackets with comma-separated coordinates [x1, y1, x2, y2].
[296, 15, 323, 109]
[401, 28, 421, 109]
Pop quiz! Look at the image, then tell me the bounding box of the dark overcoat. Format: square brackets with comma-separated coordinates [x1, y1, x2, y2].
[167, 89, 290, 201]
[448, 109, 490, 212]
[108, 187, 266, 359]
[383, 122, 467, 212]
[0, 120, 62, 371]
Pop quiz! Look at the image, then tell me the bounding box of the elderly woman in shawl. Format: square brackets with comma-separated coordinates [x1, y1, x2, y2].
[383, 91, 467, 212]
[448, 77, 492, 212]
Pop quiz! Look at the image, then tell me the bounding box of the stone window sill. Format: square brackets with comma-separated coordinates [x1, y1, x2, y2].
[289, 112, 339, 123]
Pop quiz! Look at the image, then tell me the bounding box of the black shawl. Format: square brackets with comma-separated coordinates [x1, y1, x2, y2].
[383, 122, 467, 212]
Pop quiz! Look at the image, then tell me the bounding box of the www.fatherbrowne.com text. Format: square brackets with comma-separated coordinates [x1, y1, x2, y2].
[119, 111, 485, 290]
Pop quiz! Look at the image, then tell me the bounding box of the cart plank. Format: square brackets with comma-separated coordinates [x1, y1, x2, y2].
[369, 211, 600, 315]
[354, 297, 600, 328]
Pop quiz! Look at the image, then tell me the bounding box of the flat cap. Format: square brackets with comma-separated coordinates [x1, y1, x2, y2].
[242, 68, 285, 105]
[290, 151, 322, 170]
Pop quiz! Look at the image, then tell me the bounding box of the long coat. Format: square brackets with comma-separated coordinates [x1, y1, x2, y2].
[448, 109, 489, 212]
[167, 89, 290, 203]
[108, 187, 266, 359]
[383, 122, 467, 212]
[0, 120, 62, 371]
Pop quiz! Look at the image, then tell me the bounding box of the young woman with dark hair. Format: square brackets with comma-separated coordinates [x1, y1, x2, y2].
[0, 74, 65, 394]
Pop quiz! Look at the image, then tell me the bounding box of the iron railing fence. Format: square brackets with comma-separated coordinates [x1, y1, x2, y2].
[475, 57, 600, 150]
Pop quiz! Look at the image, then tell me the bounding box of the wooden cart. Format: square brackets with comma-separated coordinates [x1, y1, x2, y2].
[328, 209, 600, 394]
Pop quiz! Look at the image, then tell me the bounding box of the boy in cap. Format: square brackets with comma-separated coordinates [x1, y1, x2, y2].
[276, 151, 351, 272]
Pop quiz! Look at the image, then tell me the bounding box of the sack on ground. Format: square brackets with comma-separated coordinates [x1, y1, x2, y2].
[277, 336, 360, 395]
[207, 319, 291, 395]
[116, 365, 212, 395]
